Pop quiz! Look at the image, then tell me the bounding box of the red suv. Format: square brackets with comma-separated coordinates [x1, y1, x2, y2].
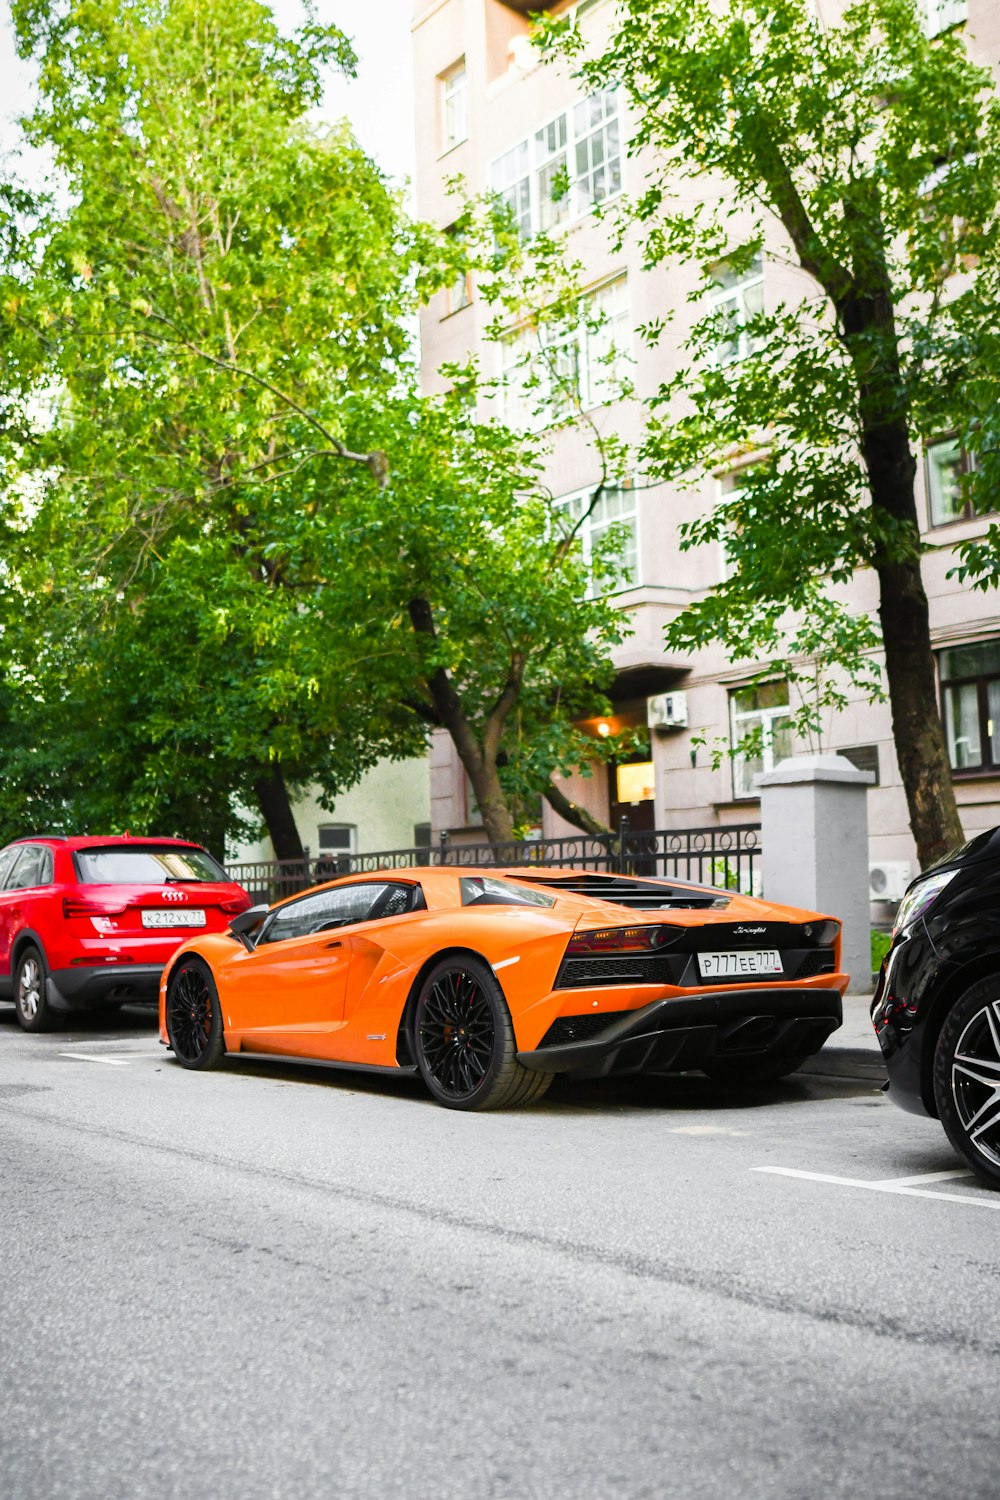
[0, 835, 251, 1032]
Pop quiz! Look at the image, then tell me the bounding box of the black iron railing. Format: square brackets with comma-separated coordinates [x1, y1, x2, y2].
[225, 821, 761, 905]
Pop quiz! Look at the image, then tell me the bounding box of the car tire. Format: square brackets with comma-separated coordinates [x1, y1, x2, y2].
[933, 978, 1000, 1189]
[413, 955, 553, 1111]
[165, 958, 226, 1071]
[702, 1053, 810, 1085]
[14, 945, 53, 1033]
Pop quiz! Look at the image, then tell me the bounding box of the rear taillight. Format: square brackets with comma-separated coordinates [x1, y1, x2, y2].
[220, 895, 252, 914]
[567, 925, 679, 955]
[63, 897, 127, 919]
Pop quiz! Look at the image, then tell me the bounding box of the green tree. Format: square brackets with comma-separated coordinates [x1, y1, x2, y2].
[542, 0, 1000, 867]
[0, 0, 632, 851]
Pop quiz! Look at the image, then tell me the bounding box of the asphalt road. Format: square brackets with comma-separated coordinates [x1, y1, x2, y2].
[1, 1002, 997, 1500]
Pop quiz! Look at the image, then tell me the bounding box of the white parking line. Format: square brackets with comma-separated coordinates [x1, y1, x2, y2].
[753, 1165, 1000, 1210]
[58, 1053, 131, 1067]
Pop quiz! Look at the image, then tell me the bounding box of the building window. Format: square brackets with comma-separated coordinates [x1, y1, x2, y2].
[729, 681, 792, 799]
[318, 824, 356, 854]
[490, 91, 622, 240]
[501, 274, 629, 428]
[572, 90, 622, 217]
[441, 62, 467, 152]
[554, 485, 640, 593]
[926, 437, 978, 526]
[492, 139, 532, 237]
[534, 114, 570, 232]
[444, 224, 471, 315]
[923, 0, 967, 37]
[940, 640, 1000, 773]
[709, 254, 765, 365]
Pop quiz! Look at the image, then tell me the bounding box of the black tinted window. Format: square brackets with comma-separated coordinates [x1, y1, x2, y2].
[75, 846, 226, 884]
[6, 845, 52, 890]
[460, 875, 555, 908]
[260, 882, 410, 944]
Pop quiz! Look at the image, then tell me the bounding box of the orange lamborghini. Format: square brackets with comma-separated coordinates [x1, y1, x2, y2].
[159, 866, 848, 1110]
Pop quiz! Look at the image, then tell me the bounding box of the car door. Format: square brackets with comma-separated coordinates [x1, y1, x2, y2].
[0, 845, 27, 983]
[0, 845, 52, 981]
[227, 882, 400, 1055]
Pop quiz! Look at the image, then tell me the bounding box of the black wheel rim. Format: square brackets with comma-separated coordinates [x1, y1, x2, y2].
[418, 968, 495, 1099]
[168, 966, 214, 1063]
[952, 1001, 1000, 1169]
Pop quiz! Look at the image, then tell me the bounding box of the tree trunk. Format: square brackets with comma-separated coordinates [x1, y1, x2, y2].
[543, 780, 612, 838]
[253, 762, 304, 862]
[845, 283, 964, 869]
[876, 551, 962, 868]
[466, 758, 516, 844]
[758, 154, 964, 871]
[406, 595, 517, 844]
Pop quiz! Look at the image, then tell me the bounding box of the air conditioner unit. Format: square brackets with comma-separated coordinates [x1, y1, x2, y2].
[869, 861, 912, 903]
[647, 691, 688, 730]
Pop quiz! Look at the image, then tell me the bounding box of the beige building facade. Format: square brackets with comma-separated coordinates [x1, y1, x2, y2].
[412, 0, 1000, 894]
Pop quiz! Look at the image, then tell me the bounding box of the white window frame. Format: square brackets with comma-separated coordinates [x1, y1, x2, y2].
[553, 484, 641, 595]
[317, 824, 356, 855]
[441, 61, 467, 152]
[444, 224, 471, 316]
[501, 274, 630, 428]
[709, 254, 765, 366]
[923, 0, 967, 37]
[925, 437, 977, 527]
[729, 683, 791, 800]
[490, 90, 622, 240]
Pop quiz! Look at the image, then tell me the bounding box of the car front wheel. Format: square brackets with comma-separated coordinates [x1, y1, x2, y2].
[14, 946, 53, 1033]
[165, 958, 226, 1070]
[413, 956, 552, 1111]
[933, 978, 1000, 1189]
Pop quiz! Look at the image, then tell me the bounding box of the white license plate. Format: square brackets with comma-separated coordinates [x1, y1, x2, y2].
[697, 948, 783, 979]
[141, 909, 207, 929]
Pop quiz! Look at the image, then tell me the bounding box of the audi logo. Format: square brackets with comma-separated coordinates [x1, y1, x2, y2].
[162, 889, 187, 902]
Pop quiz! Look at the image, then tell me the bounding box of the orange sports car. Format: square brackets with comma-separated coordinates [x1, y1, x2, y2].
[159, 866, 848, 1110]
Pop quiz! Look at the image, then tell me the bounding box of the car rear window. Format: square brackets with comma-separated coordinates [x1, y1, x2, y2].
[460, 875, 555, 908]
[74, 846, 227, 884]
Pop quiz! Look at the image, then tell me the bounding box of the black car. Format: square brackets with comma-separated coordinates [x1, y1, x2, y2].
[873, 826, 1000, 1187]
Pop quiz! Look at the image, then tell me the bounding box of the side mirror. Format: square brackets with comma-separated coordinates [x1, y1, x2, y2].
[228, 904, 269, 950]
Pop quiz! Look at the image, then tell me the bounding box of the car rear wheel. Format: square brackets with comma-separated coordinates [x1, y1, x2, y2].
[933, 979, 1000, 1189]
[413, 956, 552, 1111]
[165, 959, 226, 1071]
[14, 946, 53, 1033]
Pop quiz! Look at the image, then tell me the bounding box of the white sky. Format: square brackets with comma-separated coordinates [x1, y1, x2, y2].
[0, 0, 416, 188]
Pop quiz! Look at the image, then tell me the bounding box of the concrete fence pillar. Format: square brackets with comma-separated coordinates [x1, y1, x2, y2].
[758, 753, 875, 994]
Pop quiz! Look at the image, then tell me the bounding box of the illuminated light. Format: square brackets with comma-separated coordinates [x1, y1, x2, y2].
[616, 761, 656, 803]
[567, 925, 673, 955]
[597, 721, 612, 737]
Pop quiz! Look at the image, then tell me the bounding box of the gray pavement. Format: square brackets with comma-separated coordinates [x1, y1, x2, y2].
[2, 998, 996, 1500]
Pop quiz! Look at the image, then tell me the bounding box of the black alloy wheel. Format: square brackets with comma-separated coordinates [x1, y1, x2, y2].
[14, 945, 53, 1033]
[166, 959, 226, 1071]
[413, 956, 552, 1112]
[934, 979, 1000, 1189]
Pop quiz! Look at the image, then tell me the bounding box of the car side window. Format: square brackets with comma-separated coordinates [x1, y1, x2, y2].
[258, 882, 415, 945]
[0, 845, 22, 889]
[6, 845, 50, 891]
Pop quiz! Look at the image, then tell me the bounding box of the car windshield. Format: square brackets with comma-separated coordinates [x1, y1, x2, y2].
[75, 846, 227, 884]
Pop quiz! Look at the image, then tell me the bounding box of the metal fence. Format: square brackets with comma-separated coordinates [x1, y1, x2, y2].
[225, 821, 762, 905]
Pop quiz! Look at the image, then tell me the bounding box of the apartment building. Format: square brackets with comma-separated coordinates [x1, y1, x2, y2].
[412, 0, 1000, 893]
